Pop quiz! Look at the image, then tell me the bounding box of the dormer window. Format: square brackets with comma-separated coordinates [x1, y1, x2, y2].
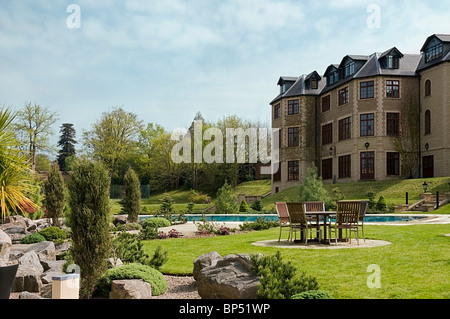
[328, 71, 339, 85]
[344, 61, 355, 77]
[425, 43, 443, 62]
[387, 55, 399, 69]
[311, 78, 318, 90]
[280, 83, 286, 94]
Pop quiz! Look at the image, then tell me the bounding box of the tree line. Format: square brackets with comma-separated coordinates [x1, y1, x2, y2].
[10, 103, 271, 196]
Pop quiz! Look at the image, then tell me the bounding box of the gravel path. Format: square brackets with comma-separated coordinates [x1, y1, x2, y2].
[152, 275, 201, 299]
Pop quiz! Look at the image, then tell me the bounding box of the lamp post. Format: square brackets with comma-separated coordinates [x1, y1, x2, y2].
[422, 181, 428, 193]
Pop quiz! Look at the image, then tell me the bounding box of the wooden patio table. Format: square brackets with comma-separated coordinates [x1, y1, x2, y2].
[303, 211, 338, 243]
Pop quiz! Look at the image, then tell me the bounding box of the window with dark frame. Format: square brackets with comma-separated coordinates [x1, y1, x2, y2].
[425, 110, 431, 135]
[273, 162, 281, 182]
[425, 43, 443, 63]
[321, 158, 333, 180]
[288, 127, 300, 147]
[311, 79, 318, 90]
[274, 104, 281, 119]
[361, 113, 374, 137]
[344, 61, 355, 77]
[321, 123, 333, 146]
[360, 152, 375, 180]
[387, 113, 400, 136]
[386, 80, 400, 98]
[338, 87, 349, 106]
[387, 152, 400, 176]
[339, 155, 351, 179]
[360, 81, 374, 99]
[322, 95, 331, 113]
[387, 56, 400, 69]
[288, 100, 299, 115]
[425, 80, 432, 97]
[288, 161, 299, 181]
[339, 117, 352, 141]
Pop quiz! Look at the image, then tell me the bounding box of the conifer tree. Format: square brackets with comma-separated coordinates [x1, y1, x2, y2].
[121, 167, 141, 223]
[57, 123, 77, 171]
[43, 163, 66, 227]
[67, 159, 111, 299]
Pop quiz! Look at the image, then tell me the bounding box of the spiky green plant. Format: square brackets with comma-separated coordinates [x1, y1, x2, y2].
[0, 107, 36, 222]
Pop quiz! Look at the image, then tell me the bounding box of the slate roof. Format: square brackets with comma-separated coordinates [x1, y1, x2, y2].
[271, 34, 450, 104]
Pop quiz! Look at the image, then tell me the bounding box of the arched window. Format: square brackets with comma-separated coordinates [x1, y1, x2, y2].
[425, 110, 431, 134]
[425, 80, 432, 97]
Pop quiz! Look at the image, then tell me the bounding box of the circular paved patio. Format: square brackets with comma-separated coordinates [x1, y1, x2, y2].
[252, 239, 392, 249]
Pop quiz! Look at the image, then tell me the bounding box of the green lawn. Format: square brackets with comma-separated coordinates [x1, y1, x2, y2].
[142, 224, 450, 299]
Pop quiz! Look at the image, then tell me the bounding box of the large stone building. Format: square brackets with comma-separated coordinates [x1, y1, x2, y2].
[270, 34, 450, 193]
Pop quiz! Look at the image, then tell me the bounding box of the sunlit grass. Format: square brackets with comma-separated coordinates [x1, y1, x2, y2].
[142, 224, 450, 299]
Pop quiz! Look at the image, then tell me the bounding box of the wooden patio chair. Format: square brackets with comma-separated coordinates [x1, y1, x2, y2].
[329, 201, 361, 246]
[358, 200, 368, 242]
[275, 202, 291, 242]
[286, 202, 322, 245]
[303, 201, 326, 239]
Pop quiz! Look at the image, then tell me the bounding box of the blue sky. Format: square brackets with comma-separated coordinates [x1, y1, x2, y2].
[1, 0, 450, 155]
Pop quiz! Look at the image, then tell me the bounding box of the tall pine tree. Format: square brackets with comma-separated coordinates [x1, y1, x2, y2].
[57, 123, 76, 171]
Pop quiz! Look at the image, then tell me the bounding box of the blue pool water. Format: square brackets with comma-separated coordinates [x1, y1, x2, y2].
[139, 214, 427, 223]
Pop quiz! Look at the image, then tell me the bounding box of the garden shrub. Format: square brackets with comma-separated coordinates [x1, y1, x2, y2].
[291, 290, 333, 299]
[94, 263, 167, 297]
[21, 233, 46, 244]
[189, 190, 211, 204]
[251, 200, 262, 211]
[140, 217, 171, 229]
[115, 222, 142, 231]
[112, 232, 168, 269]
[120, 168, 141, 223]
[250, 251, 319, 299]
[39, 226, 67, 241]
[239, 200, 249, 212]
[240, 217, 279, 231]
[376, 195, 387, 212]
[140, 226, 159, 240]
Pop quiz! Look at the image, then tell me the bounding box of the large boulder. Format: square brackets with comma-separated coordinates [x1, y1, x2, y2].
[194, 252, 259, 299]
[12, 250, 44, 293]
[25, 241, 56, 261]
[1, 225, 28, 244]
[193, 251, 222, 280]
[109, 279, 152, 299]
[0, 241, 11, 265]
[0, 228, 12, 245]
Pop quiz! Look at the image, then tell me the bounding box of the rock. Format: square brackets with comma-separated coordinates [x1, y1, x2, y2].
[41, 260, 66, 284]
[107, 257, 123, 268]
[25, 241, 56, 261]
[12, 251, 44, 293]
[55, 241, 71, 260]
[1, 225, 28, 244]
[0, 241, 11, 265]
[194, 253, 259, 299]
[19, 291, 45, 299]
[109, 279, 152, 299]
[0, 228, 12, 245]
[193, 251, 222, 280]
[113, 215, 128, 226]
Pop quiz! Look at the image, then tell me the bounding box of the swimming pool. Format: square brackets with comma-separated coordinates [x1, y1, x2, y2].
[139, 214, 428, 223]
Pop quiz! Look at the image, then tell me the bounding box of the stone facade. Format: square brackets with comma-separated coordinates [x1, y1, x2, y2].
[271, 34, 450, 193]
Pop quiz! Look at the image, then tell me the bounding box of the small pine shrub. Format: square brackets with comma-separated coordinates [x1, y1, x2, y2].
[291, 290, 333, 299]
[250, 251, 319, 299]
[239, 200, 249, 212]
[39, 226, 67, 241]
[376, 195, 387, 212]
[240, 218, 279, 231]
[251, 200, 262, 211]
[140, 217, 171, 229]
[94, 263, 168, 297]
[21, 233, 46, 244]
[140, 226, 159, 240]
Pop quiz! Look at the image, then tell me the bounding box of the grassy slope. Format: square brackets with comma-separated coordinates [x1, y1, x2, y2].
[143, 224, 450, 299]
[261, 177, 450, 211]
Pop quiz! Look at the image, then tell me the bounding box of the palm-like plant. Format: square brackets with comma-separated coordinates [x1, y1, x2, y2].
[0, 107, 36, 222]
